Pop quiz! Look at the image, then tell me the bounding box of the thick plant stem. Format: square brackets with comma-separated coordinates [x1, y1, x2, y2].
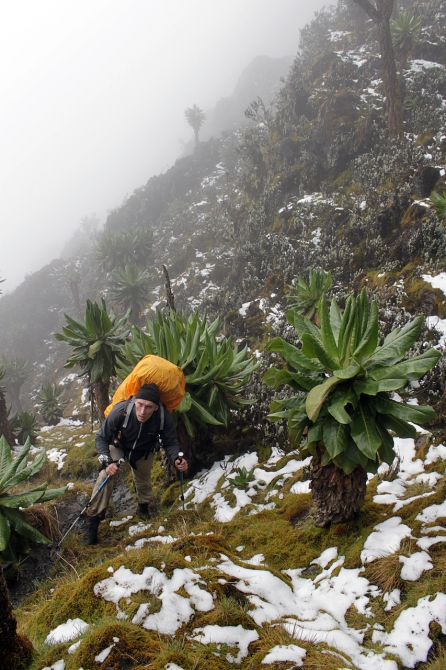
[91, 379, 110, 422]
[0, 391, 14, 446]
[0, 564, 33, 670]
[310, 455, 367, 527]
[353, 0, 404, 139]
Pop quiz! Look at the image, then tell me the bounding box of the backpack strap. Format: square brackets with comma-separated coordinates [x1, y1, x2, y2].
[115, 397, 135, 442]
[159, 402, 165, 431]
[157, 402, 165, 450]
[122, 397, 135, 429]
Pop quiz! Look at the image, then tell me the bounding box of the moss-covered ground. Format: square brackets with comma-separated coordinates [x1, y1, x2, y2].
[6, 419, 446, 669]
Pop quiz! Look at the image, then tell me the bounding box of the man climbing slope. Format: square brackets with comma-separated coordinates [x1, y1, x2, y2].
[83, 383, 187, 545]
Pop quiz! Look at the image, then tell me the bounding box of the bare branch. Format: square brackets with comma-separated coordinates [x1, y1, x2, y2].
[352, 0, 379, 22]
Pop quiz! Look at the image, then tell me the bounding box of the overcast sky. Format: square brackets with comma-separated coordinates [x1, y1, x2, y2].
[0, 0, 328, 292]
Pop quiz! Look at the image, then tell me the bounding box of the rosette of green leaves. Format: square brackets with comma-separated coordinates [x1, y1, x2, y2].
[264, 288, 439, 474]
[0, 436, 67, 561]
[430, 190, 446, 221]
[9, 411, 40, 445]
[286, 269, 332, 322]
[117, 309, 258, 435]
[35, 383, 67, 425]
[55, 299, 130, 383]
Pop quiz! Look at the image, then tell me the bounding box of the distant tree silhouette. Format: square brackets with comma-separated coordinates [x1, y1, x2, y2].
[185, 104, 206, 146]
[0, 365, 14, 447]
[3, 357, 32, 414]
[108, 264, 153, 325]
[391, 10, 421, 69]
[353, 0, 404, 139]
[96, 226, 153, 273]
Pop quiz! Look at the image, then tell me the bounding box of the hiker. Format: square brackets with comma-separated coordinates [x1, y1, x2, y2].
[82, 382, 187, 545]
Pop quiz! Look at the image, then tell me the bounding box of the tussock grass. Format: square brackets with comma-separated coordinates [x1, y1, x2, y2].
[26, 565, 116, 642]
[250, 623, 355, 669]
[364, 552, 404, 597]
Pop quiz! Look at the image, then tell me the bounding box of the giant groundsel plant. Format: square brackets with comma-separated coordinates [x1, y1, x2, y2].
[264, 288, 440, 526]
[0, 437, 66, 561]
[119, 309, 258, 438]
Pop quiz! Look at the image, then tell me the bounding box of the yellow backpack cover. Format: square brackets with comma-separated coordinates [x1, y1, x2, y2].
[105, 355, 186, 415]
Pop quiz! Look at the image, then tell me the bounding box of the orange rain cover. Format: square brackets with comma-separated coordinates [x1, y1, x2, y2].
[105, 355, 186, 416]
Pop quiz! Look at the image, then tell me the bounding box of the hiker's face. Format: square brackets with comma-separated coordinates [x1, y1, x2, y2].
[134, 399, 158, 422]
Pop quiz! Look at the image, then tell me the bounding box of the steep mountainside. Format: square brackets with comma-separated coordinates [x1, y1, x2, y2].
[0, 0, 445, 438]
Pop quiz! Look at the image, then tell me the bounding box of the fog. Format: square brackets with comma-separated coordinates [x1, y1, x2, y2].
[0, 0, 328, 292]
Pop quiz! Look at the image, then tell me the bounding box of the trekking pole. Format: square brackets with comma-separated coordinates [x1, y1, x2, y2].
[56, 458, 125, 548]
[177, 451, 185, 511]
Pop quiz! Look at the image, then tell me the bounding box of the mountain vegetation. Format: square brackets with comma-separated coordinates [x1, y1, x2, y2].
[0, 0, 446, 667]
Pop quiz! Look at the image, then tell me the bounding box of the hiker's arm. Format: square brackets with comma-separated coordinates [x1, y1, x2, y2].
[95, 407, 121, 458]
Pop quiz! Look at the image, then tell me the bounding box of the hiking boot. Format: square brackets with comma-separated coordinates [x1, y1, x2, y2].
[81, 516, 100, 545]
[136, 502, 150, 519]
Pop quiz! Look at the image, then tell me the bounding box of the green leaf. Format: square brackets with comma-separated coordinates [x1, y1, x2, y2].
[365, 316, 423, 367]
[266, 338, 323, 372]
[0, 439, 32, 490]
[0, 437, 12, 481]
[329, 299, 343, 345]
[338, 297, 356, 364]
[376, 412, 416, 439]
[177, 392, 193, 413]
[376, 424, 396, 465]
[306, 376, 341, 421]
[164, 323, 179, 364]
[1, 449, 46, 492]
[187, 360, 224, 386]
[0, 512, 10, 552]
[307, 420, 324, 444]
[374, 395, 436, 424]
[180, 411, 195, 437]
[88, 340, 103, 358]
[286, 310, 322, 342]
[353, 379, 379, 396]
[392, 348, 441, 381]
[302, 334, 340, 370]
[1, 507, 52, 545]
[368, 371, 409, 392]
[328, 388, 354, 424]
[323, 415, 348, 459]
[319, 296, 339, 362]
[335, 436, 367, 473]
[267, 411, 291, 422]
[335, 451, 358, 475]
[350, 399, 382, 459]
[288, 411, 309, 447]
[269, 396, 306, 413]
[262, 367, 319, 392]
[38, 486, 68, 503]
[353, 301, 379, 360]
[333, 361, 362, 379]
[190, 395, 224, 426]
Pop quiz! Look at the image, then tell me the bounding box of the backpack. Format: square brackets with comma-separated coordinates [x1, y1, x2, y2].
[105, 355, 185, 417]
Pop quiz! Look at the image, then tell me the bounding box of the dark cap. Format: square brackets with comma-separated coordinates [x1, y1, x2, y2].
[135, 383, 160, 405]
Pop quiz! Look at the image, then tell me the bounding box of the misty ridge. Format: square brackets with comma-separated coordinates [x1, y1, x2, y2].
[58, 54, 294, 262]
